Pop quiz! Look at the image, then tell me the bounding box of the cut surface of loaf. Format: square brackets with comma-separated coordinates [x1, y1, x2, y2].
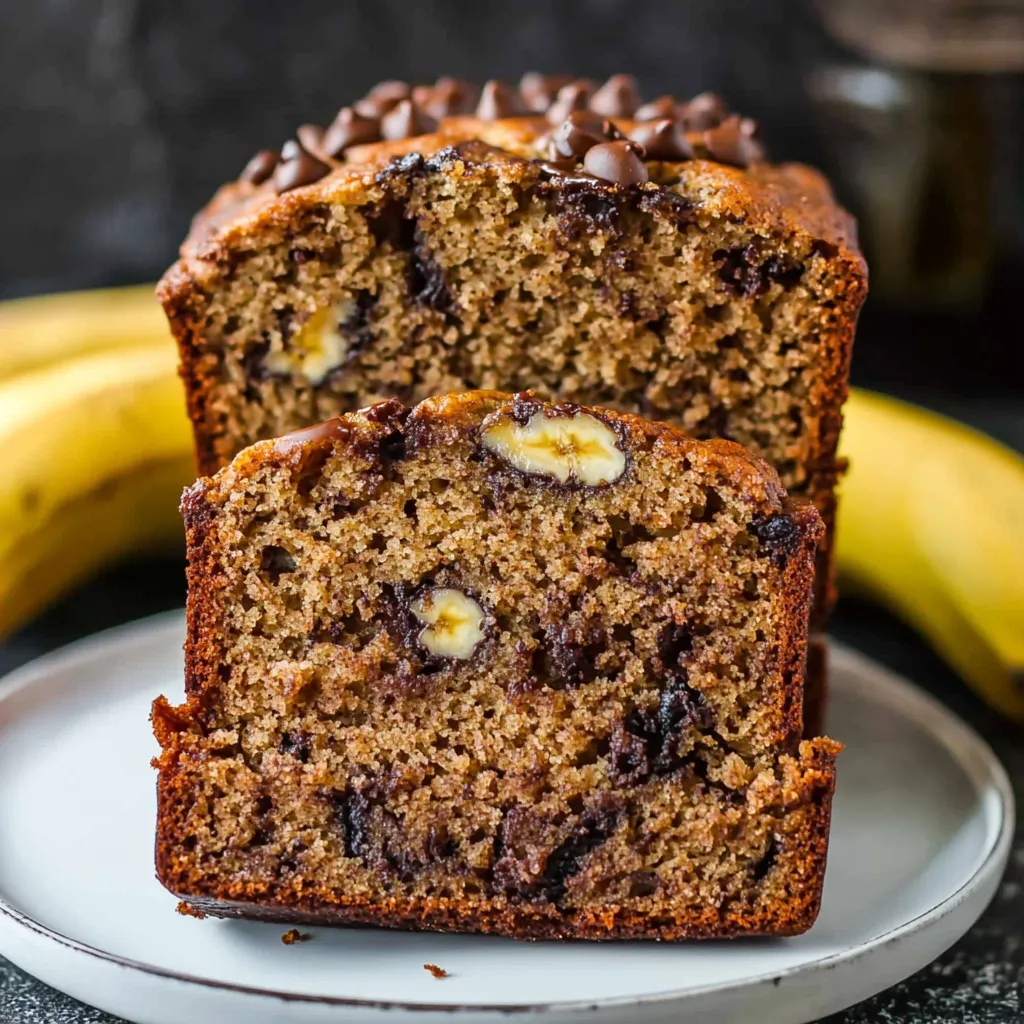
[154, 390, 838, 940]
[158, 76, 867, 622]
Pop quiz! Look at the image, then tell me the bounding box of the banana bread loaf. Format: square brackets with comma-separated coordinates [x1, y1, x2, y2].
[153, 390, 838, 939]
[158, 74, 867, 622]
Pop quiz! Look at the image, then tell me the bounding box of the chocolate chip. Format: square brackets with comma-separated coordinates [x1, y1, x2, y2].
[546, 80, 596, 124]
[274, 417, 351, 455]
[339, 288, 378, 357]
[279, 731, 311, 763]
[491, 804, 619, 903]
[634, 95, 678, 122]
[658, 676, 712, 737]
[437, 75, 480, 104]
[408, 229, 455, 315]
[519, 71, 574, 112]
[322, 107, 381, 157]
[541, 810, 619, 902]
[366, 79, 411, 103]
[296, 123, 325, 155]
[380, 99, 439, 141]
[749, 511, 803, 567]
[811, 238, 839, 259]
[330, 787, 372, 860]
[760, 255, 804, 290]
[362, 396, 410, 428]
[609, 721, 652, 786]
[752, 836, 780, 882]
[379, 430, 406, 462]
[629, 119, 693, 161]
[475, 79, 527, 120]
[490, 807, 549, 895]
[239, 148, 279, 185]
[549, 182, 623, 238]
[328, 781, 434, 879]
[413, 77, 479, 118]
[273, 139, 331, 194]
[628, 872, 660, 898]
[589, 73, 640, 118]
[353, 81, 411, 118]
[658, 623, 695, 672]
[619, 657, 712, 775]
[353, 95, 394, 118]
[535, 159, 600, 185]
[536, 623, 605, 689]
[550, 110, 617, 160]
[411, 84, 441, 116]
[714, 245, 802, 297]
[583, 140, 649, 185]
[425, 821, 457, 861]
[679, 91, 729, 131]
[241, 338, 270, 381]
[702, 115, 765, 167]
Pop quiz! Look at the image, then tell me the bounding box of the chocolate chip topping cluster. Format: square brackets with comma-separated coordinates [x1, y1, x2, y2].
[238, 72, 766, 195]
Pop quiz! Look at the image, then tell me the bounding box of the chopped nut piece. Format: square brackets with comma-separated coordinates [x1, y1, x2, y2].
[264, 298, 355, 385]
[482, 410, 626, 486]
[280, 928, 311, 944]
[410, 588, 485, 659]
[424, 963, 449, 978]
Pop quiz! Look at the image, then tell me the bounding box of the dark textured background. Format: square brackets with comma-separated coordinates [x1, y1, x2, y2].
[7, 0, 843, 297]
[4, 0, 1024, 390]
[1, 1, 1022, 1020]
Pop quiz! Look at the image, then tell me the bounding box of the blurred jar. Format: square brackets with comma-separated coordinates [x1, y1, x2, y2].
[810, 0, 1024, 312]
[820, 0, 1024, 72]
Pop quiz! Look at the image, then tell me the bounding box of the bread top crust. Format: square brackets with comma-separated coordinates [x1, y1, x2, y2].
[164, 112, 864, 302]
[197, 388, 817, 532]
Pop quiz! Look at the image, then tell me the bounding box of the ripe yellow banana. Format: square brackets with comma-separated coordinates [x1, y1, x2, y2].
[0, 341, 193, 637]
[837, 389, 1024, 720]
[0, 284, 166, 380]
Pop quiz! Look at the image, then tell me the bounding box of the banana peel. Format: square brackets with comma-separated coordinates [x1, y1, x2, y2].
[837, 389, 1024, 720]
[0, 284, 166, 380]
[0, 342, 194, 636]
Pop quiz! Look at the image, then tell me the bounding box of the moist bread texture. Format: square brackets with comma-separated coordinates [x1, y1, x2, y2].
[153, 391, 838, 939]
[158, 77, 867, 622]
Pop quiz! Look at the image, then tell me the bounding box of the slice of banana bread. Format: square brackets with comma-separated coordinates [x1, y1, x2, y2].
[153, 391, 838, 940]
[158, 74, 866, 623]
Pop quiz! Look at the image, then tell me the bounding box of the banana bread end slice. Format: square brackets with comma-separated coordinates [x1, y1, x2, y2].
[153, 390, 838, 939]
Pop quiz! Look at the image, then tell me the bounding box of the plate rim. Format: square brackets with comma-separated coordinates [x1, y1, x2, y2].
[0, 610, 1014, 1016]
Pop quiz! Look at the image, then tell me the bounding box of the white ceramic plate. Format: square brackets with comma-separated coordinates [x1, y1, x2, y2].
[0, 612, 1012, 1024]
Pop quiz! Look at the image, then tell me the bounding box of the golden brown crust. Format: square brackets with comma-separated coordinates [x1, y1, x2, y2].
[172, 119, 861, 264]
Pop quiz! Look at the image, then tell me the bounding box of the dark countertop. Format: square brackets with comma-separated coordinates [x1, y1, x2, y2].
[1, 396, 1022, 1023]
